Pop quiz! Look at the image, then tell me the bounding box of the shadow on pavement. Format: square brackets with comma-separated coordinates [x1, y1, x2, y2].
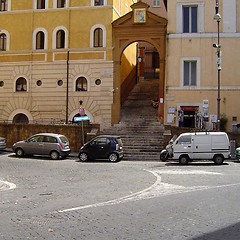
[191, 222, 240, 240]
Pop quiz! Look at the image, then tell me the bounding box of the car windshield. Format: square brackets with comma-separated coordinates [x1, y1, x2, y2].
[60, 136, 68, 144]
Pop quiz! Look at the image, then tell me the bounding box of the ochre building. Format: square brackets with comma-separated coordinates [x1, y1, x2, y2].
[0, 0, 136, 128]
[0, 0, 240, 132]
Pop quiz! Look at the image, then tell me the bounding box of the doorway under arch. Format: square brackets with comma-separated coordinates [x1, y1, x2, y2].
[112, 1, 167, 125]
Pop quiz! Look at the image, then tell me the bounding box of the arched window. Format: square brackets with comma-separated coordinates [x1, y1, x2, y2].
[36, 31, 45, 49]
[56, 30, 65, 49]
[94, 28, 103, 47]
[16, 77, 27, 92]
[0, 33, 6, 51]
[37, 0, 45, 9]
[76, 77, 87, 91]
[13, 113, 29, 124]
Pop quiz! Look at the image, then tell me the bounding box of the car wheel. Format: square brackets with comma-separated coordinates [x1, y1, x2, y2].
[15, 148, 24, 157]
[50, 151, 59, 160]
[214, 155, 224, 165]
[79, 152, 88, 162]
[179, 155, 189, 165]
[109, 153, 119, 162]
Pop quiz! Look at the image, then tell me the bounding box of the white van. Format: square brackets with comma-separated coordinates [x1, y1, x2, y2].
[166, 132, 230, 165]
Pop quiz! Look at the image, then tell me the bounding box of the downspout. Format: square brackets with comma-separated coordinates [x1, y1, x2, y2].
[66, 50, 69, 124]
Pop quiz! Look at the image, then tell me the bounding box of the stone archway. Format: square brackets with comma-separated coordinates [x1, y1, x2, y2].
[112, 1, 167, 125]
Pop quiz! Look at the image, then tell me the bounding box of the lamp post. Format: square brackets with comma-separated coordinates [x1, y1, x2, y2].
[213, 0, 221, 131]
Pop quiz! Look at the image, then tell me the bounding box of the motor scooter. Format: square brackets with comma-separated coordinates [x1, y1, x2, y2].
[160, 135, 177, 161]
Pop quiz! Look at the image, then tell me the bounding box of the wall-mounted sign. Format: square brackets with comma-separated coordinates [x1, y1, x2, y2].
[74, 116, 90, 122]
[203, 99, 209, 119]
[134, 9, 146, 23]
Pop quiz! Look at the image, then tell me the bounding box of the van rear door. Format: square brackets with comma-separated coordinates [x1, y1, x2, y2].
[211, 133, 230, 158]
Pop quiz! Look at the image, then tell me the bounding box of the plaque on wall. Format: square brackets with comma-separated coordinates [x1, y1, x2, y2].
[134, 8, 146, 23]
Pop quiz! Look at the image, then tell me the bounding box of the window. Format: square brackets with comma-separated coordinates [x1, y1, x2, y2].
[95, 79, 101, 86]
[16, 77, 27, 91]
[57, 0, 65, 8]
[43, 136, 57, 143]
[12, 113, 29, 124]
[0, 0, 7, 11]
[76, 77, 87, 91]
[37, 0, 45, 9]
[90, 24, 106, 48]
[94, 28, 103, 47]
[56, 30, 65, 49]
[93, 137, 110, 145]
[153, 0, 160, 7]
[0, 33, 6, 51]
[94, 0, 104, 6]
[36, 80, 42, 86]
[36, 31, 45, 49]
[183, 61, 197, 86]
[177, 136, 191, 144]
[183, 6, 198, 33]
[57, 80, 63, 86]
[29, 135, 44, 142]
[176, 3, 204, 34]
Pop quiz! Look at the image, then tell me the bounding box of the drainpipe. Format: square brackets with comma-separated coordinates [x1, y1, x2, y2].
[66, 51, 69, 124]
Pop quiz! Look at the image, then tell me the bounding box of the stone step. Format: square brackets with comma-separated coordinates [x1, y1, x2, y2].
[101, 78, 165, 161]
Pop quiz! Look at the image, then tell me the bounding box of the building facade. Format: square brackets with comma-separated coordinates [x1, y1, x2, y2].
[0, 0, 135, 127]
[165, 0, 240, 131]
[1, 0, 240, 132]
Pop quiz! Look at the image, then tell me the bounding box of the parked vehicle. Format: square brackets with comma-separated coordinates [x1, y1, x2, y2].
[160, 132, 230, 165]
[78, 135, 123, 162]
[0, 137, 6, 150]
[235, 147, 240, 160]
[12, 133, 71, 160]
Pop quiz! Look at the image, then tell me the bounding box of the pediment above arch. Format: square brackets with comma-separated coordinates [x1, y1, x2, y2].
[112, 1, 167, 28]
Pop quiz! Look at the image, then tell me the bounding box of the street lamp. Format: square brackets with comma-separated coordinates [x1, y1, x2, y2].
[213, 0, 221, 131]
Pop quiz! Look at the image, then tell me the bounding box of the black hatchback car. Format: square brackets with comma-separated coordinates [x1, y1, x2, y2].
[78, 135, 123, 162]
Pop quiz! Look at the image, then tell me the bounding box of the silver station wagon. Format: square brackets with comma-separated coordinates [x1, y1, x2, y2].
[12, 133, 71, 160]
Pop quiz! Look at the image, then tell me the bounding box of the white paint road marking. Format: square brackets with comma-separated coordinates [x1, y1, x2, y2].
[0, 180, 16, 191]
[58, 169, 232, 213]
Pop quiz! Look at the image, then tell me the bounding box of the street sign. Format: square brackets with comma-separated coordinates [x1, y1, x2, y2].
[74, 116, 90, 122]
[79, 107, 85, 116]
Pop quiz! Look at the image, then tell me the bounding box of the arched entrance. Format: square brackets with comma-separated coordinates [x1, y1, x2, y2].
[112, 1, 167, 125]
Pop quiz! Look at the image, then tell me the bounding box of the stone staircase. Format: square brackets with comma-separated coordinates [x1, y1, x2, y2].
[101, 78, 165, 161]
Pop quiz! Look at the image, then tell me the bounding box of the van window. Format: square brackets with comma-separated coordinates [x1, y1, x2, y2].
[177, 135, 191, 144]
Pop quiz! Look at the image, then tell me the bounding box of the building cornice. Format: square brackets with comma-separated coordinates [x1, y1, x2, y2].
[168, 32, 240, 39]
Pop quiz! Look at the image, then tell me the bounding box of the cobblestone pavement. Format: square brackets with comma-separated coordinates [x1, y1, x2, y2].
[1, 152, 240, 239]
